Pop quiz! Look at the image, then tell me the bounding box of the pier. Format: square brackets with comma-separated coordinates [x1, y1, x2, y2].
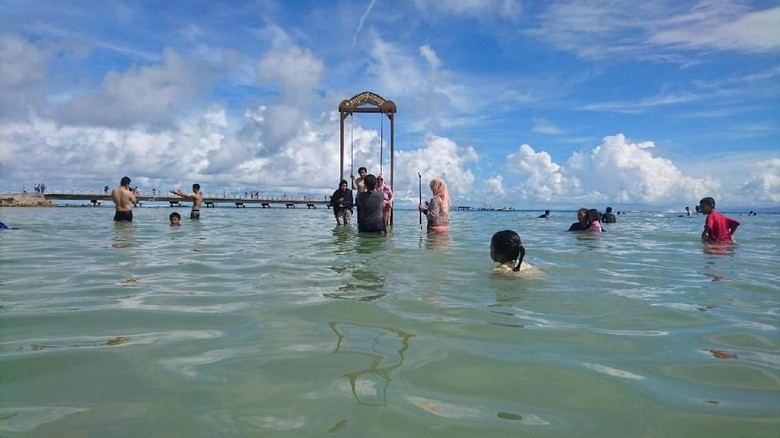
[2, 193, 330, 208]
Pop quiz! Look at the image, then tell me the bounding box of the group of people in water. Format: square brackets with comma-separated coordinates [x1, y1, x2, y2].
[110, 176, 203, 224]
[104, 175, 740, 277]
[328, 171, 742, 272]
[330, 167, 394, 232]
[564, 207, 617, 232]
[330, 167, 450, 236]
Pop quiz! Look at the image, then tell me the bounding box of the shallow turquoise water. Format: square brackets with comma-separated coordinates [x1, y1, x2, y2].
[1, 206, 778, 436]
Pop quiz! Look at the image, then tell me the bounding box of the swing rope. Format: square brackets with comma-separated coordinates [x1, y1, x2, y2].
[350, 112, 354, 177]
[379, 113, 384, 175]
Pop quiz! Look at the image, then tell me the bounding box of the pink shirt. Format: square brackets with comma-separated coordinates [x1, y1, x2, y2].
[704, 211, 740, 242]
[588, 220, 602, 232]
[381, 184, 393, 209]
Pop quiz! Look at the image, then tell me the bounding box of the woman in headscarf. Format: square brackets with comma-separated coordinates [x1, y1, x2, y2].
[419, 177, 450, 234]
[376, 174, 394, 228]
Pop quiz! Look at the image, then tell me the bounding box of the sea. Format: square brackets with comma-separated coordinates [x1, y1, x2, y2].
[1, 205, 778, 437]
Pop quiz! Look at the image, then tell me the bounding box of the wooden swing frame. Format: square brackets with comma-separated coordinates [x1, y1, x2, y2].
[338, 91, 397, 190]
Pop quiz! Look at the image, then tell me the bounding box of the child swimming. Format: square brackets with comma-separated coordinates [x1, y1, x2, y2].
[491, 230, 535, 275]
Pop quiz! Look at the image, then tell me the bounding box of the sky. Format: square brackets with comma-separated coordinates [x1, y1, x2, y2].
[1, 0, 779, 210]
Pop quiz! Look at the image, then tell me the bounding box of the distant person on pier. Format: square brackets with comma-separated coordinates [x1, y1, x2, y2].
[538, 209, 550, 218]
[699, 197, 740, 243]
[330, 179, 354, 226]
[356, 174, 385, 234]
[568, 208, 589, 231]
[419, 177, 450, 235]
[111, 176, 137, 222]
[171, 183, 203, 219]
[169, 212, 181, 226]
[104, 185, 110, 194]
[376, 174, 394, 228]
[602, 206, 617, 223]
[351, 167, 368, 193]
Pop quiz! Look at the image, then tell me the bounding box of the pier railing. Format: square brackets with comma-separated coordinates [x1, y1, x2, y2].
[34, 192, 331, 208]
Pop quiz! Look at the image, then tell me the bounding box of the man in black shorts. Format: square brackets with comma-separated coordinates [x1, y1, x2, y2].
[111, 176, 137, 222]
[171, 183, 203, 219]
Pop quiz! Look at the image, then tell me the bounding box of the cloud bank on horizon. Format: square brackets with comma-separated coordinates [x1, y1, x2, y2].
[0, 0, 778, 209]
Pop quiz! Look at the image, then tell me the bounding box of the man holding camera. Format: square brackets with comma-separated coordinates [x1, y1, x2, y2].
[111, 176, 138, 222]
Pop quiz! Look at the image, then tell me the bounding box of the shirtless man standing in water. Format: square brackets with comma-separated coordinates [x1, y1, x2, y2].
[171, 183, 203, 219]
[111, 176, 138, 222]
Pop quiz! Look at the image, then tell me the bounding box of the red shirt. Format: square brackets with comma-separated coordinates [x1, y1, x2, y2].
[704, 211, 740, 242]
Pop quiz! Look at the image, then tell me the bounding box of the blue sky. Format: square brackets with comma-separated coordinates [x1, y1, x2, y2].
[1, 0, 778, 209]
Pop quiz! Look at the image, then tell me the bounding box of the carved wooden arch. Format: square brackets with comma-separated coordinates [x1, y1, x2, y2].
[338, 91, 397, 191]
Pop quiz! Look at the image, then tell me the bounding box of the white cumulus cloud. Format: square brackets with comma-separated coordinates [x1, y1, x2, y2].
[395, 134, 478, 202]
[563, 134, 716, 204]
[735, 158, 780, 203]
[505, 143, 571, 201]
[55, 49, 212, 127]
[256, 45, 325, 100]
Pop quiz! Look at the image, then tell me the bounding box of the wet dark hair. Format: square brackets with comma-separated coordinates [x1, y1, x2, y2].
[120, 176, 131, 186]
[587, 209, 600, 222]
[193, 183, 200, 191]
[699, 197, 715, 208]
[339, 179, 348, 187]
[169, 212, 181, 220]
[491, 230, 526, 271]
[358, 167, 367, 173]
[364, 174, 377, 191]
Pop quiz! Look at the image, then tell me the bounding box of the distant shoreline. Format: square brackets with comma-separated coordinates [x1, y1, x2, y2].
[0, 192, 776, 214]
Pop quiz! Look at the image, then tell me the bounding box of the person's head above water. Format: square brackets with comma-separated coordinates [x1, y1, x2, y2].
[169, 212, 181, 225]
[699, 197, 716, 213]
[577, 208, 588, 223]
[364, 174, 377, 191]
[491, 230, 526, 271]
